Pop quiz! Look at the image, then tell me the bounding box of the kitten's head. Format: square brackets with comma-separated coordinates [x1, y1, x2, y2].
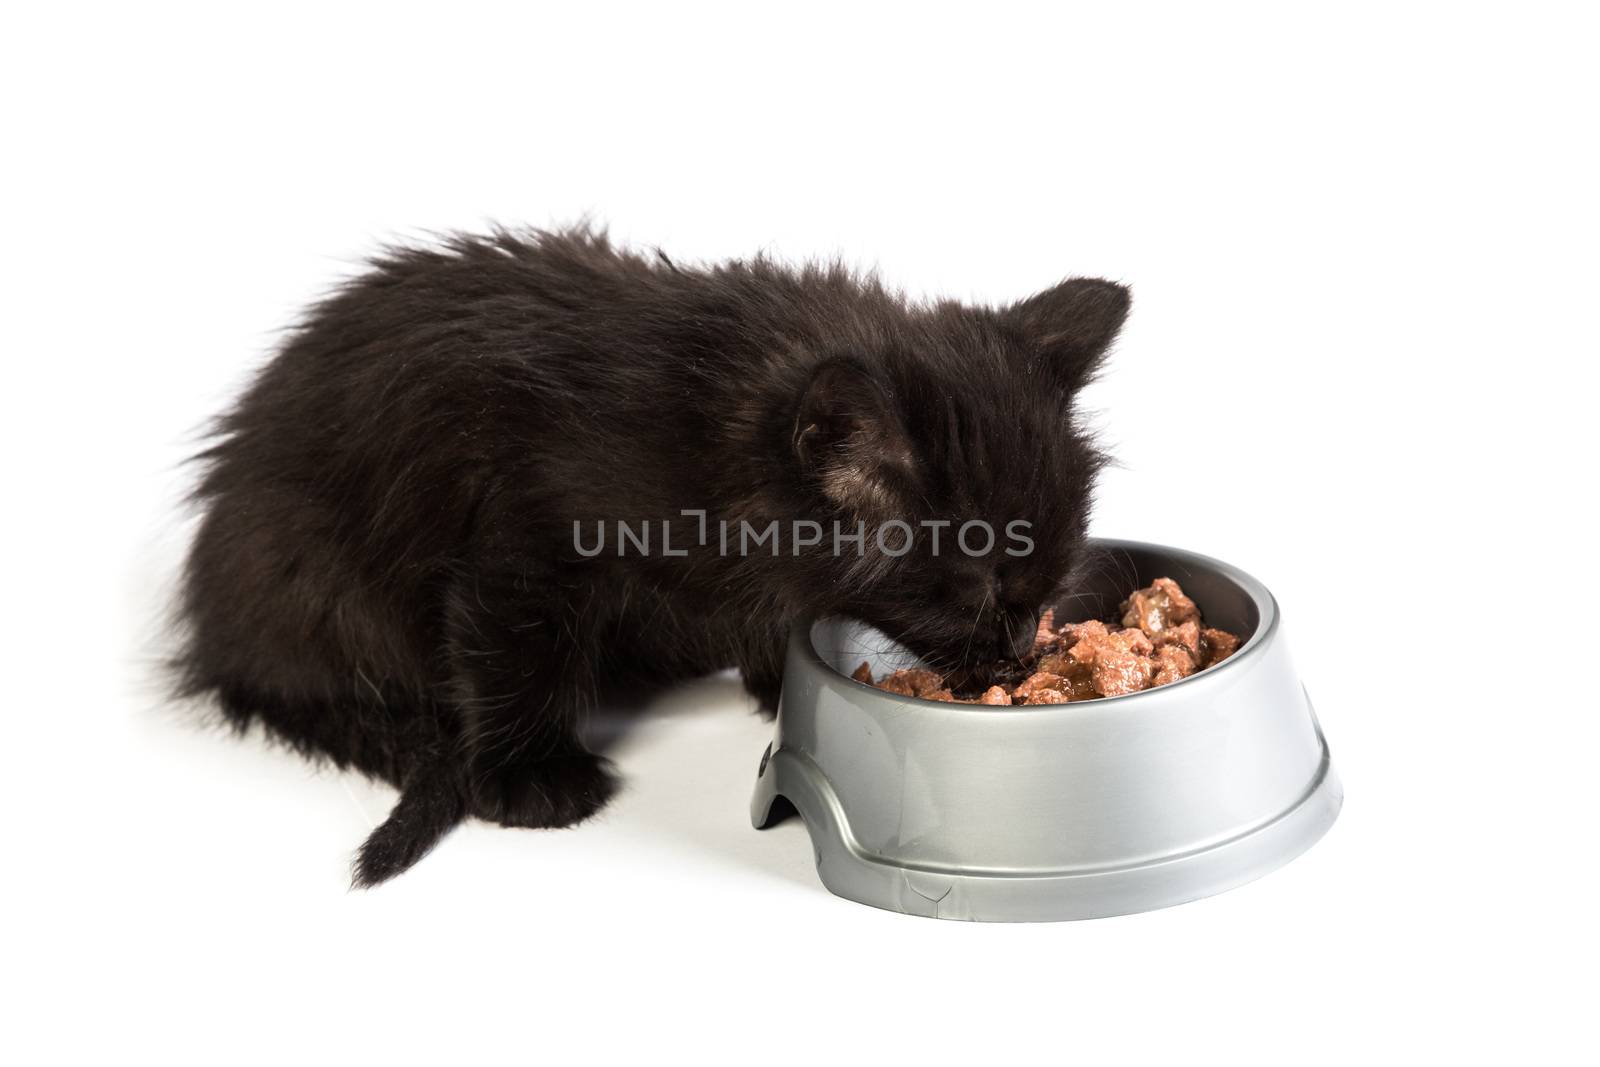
[790, 278, 1128, 671]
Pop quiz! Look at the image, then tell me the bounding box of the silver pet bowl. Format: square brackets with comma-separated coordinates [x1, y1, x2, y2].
[751, 539, 1342, 921]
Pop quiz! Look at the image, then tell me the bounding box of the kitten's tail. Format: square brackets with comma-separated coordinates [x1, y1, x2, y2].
[352, 758, 466, 888]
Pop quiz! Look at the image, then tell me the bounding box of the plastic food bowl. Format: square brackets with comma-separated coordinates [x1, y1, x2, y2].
[751, 539, 1341, 921]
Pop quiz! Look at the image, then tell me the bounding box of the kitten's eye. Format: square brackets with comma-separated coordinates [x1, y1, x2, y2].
[1000, 568, 1059, 610]
[995, 569, 1032, 606]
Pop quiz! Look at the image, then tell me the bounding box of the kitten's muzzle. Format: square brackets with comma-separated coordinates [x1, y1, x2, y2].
[1002, 606, 1039, 661]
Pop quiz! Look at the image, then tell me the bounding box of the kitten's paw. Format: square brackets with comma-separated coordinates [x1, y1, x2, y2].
[471, 751, 620, 829]
[740, 672, 782, 720]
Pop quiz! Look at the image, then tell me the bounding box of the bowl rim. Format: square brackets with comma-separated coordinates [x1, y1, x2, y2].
[800, 537, 1282, 715]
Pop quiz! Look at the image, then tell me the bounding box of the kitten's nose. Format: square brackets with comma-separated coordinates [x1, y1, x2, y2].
[1004, 607, 1039, 660]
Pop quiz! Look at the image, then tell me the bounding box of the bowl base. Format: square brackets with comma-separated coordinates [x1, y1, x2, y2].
[751, 730, 1342, 923]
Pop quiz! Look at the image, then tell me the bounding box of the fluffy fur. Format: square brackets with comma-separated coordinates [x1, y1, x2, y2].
[174, 227, 1129, 885]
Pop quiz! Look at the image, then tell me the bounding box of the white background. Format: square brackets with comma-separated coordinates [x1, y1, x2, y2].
[4, 2, 1596, 1063]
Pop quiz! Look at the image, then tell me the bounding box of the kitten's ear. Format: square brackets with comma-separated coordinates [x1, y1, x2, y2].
[794, 360, 918, 516]
[1005, 278, 1131, 393]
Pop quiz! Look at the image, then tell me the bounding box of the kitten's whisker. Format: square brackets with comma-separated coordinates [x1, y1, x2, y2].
[959, 588, 992, 667]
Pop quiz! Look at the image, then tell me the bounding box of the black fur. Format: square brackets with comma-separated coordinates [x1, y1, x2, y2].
[174, 226, 1128, 884]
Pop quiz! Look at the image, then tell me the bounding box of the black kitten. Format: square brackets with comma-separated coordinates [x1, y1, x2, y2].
[174, 227, 1128, 885]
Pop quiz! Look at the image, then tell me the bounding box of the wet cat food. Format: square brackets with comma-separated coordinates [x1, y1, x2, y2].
[851, 577, 1242, 705]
